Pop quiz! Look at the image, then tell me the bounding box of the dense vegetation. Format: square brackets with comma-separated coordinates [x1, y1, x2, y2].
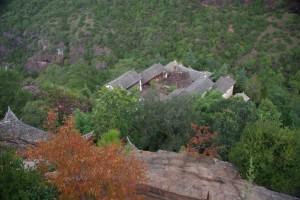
[0, 148, 58, 200]
[0, 68, 31, 118]
[230, 121, 300, 194]
[1, 0, 300, 197]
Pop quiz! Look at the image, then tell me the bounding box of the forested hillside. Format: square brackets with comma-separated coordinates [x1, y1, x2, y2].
[1, 0, 299, 124]
[0, 0, 300, 198]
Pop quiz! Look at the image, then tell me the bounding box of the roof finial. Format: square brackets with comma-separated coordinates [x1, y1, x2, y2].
[4, 106, 19, 121]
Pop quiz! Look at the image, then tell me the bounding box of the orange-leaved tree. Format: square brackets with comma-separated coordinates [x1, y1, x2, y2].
[185, 123, 222, 158]
[25, 116, 147, 200]
[42, 108, 59, 133]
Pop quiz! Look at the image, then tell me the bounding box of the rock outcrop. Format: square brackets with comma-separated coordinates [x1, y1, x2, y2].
[25, 53, 54, 72]
[1, 112, 298, 200]
[134, 150, 298, 200]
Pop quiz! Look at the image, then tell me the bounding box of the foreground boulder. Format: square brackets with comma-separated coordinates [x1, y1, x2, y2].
[133, 150, 298, 200]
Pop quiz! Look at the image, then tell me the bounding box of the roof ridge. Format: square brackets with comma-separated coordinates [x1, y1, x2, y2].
[107, 70, 137, 85]
[142, 63, 163, 73]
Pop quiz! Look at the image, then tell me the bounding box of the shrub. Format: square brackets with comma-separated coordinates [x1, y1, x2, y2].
[166, 85, 177, 93]
[98, 129, 122, 147]
[185, 123, 222, 158]
[20, 100, 51, 129]
[30, 71, 39, 79]
[73, 109, 94, 134]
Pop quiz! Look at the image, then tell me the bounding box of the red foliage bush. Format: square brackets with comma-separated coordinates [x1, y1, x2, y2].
[26, 116, 146, 200]
[185, 123, 222, 158]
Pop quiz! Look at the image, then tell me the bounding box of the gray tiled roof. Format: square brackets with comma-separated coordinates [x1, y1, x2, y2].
[185, 76, 213, 95]
[235, 92, 250, 102]
[0, 107, 48, 142]
[141, 63, 164, 84]
[168, 88, 187, 97]
[212, 76, 236, 94]
[106, 70, 142, 89]
[188, 69, 212, 82]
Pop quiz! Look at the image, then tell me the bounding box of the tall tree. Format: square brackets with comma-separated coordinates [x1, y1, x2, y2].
[243, 74, 262, 104]
[133, 90, 195, 152]
[93, 87, 139, 138]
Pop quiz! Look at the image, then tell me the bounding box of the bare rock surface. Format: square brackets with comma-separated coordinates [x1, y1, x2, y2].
[69, 42, 86, 64]
[25, 53, 54, 72]
[92, 45, 111, 56]
[133, 150, 299, 200]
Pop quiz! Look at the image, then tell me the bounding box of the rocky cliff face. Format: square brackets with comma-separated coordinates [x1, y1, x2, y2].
[134, 150, 298, 200]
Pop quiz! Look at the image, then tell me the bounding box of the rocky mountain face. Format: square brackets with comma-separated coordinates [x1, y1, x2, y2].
[0, 31, 112, 72]
[134, 150, 298, 200]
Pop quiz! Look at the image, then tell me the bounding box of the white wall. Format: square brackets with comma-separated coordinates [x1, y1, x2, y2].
[222, 86, 234, 99]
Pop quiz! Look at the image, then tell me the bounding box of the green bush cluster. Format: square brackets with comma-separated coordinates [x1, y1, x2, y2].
[0, 68, 32, 118]
[229, 121, 300, 196]
[0, 148, 58, 200]
[98, 129, 122, 147]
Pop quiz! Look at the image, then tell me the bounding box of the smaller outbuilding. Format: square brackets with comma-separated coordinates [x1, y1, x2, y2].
[235, 92, 250, 102]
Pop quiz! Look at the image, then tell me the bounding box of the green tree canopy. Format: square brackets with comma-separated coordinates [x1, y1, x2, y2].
[20, 100, 51, 129]
[0, 68, 31, 118]
[36, 64, 105, 93]
[229, 121, 300, 195]
[192, 91, 258, 159]
[243, 74, 262, 104]
[132, 90, 195, 152]
[74, 109, 94, 135]
[93, 87, 139, 138]
[257, 98, 282, 124]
